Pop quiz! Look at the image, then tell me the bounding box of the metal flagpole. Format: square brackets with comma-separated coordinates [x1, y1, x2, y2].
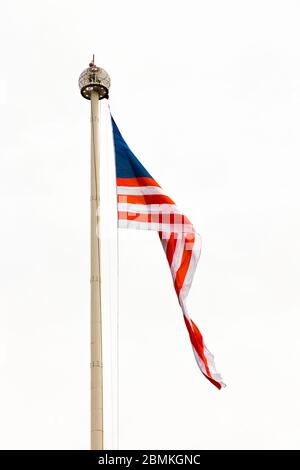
[90, 88, 103, 449]
[79, 58, 111, 450]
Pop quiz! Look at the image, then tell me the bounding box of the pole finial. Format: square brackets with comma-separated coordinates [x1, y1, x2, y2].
[89, 54, 95, 67]
[79, 59, 110, 100]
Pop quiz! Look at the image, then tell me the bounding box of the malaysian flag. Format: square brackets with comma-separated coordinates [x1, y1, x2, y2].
[111, 117, 225, 389]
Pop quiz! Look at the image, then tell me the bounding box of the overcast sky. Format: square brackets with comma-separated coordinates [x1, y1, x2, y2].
[1, 0, 300, 450]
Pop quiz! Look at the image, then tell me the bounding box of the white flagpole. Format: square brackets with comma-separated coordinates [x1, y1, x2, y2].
[79, 59, 111, 450]
[90, 88, 103, 449]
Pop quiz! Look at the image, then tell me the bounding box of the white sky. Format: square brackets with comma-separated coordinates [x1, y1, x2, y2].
[1, 0, 300, 450]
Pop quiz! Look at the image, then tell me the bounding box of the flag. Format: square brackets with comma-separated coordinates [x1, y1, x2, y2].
[111, 117, 225, 389]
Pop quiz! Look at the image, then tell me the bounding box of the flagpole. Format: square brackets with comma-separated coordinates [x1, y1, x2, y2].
[90, 88, 103, 450]
[79, 59, 111, 450]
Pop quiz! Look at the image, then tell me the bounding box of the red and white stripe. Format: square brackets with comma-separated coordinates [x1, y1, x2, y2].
[117, 177, 225, 389]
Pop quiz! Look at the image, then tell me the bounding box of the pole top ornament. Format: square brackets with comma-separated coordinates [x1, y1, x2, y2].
[79, 56, 110, 100]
